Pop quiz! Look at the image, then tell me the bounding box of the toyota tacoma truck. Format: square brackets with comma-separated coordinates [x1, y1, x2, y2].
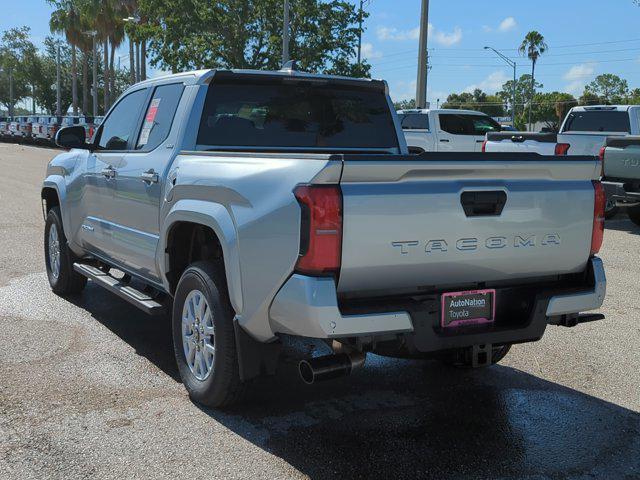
[601, 136, 640, 225]
[42, 67, 607, 407]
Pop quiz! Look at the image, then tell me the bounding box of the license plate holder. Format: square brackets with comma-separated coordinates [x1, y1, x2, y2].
[441, 289, 496, 328]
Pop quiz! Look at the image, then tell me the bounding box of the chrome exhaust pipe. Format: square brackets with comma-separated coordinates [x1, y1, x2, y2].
[298, 352, 366, 385]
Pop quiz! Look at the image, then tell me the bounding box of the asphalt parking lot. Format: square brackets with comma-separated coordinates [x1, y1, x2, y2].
[0, 142, 639, 480]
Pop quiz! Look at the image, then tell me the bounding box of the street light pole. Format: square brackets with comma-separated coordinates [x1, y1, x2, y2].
[282, 0, 290, 66]
[484, 46, 517, 127]
[9, 67, 14, 118]
[357, 0, 364, 64]
[416, 0, 430, 109]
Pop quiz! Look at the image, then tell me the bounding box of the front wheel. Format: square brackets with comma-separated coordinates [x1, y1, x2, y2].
[44, 207, 87, 295]
[172, 261, 245, 408]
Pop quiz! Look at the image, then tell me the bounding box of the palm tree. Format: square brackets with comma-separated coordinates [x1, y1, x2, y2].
[519, 31, 548, 131]
[48, 0, 82, 115]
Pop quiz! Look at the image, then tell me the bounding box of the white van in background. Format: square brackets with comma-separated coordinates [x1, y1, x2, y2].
[397, 109, 503, 153]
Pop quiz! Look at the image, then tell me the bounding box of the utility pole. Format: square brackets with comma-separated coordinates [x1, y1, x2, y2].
[282, 0, 290, 66]
[484, 46, 517, 126]
[56, 43, 62, 116]
[357, 0, 364, 64]
[136, 42, 141, 82]
[415, 0, 430, 108]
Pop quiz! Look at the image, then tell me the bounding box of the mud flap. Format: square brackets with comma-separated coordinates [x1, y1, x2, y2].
[233, 318, 282, 382]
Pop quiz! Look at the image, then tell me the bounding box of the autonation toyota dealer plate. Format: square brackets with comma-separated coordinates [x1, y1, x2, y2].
[441, 289, 496, 328]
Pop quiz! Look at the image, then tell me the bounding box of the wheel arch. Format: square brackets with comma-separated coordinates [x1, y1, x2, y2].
[160, 200, 243, 314]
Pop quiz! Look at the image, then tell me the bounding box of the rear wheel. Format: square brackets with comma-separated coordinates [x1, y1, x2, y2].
[44, 207, 87, 295]
[440, 344, 512, 368]
[172, 261, 245, 408]
[628, 205, 640, 227]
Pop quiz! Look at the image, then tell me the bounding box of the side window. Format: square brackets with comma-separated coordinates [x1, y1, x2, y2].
[136, 83, 184, 151]
[97, 89, 148, 151]
[400, 114, 430, 130]
[439, 114, 473, 135]
[468, 115, 501, 135]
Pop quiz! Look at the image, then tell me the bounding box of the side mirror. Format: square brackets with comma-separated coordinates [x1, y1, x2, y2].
[56, 126, 89, 150]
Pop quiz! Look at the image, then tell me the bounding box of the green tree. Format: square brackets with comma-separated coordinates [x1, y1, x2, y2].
[519, 31, 548, 130]
[0, 27, 36, 115]
[393, 98, 416, 110]
[529, 92, 577, 131]
[497, 74, 542, 117]
[628, 88, 640, 105]
[579, 90, 601, 106]
[442, 88, 505, 117]
[584, 74, 629, 104]
[137, 0, 370, 77]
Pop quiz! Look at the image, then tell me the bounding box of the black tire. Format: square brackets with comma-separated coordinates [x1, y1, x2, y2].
[628, 205, 640, 227]
[172, 261, 245, 408]
[440, 344, 512, 368]
[44, 207, 87, 295]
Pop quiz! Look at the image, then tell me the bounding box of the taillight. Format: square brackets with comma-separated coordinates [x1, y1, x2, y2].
[598, 146, 606, 177]
[481, 140, 487, 153]
[591, 181, 605, 255]
[294, 185, 342, 276]
[555, 143, 570, 155]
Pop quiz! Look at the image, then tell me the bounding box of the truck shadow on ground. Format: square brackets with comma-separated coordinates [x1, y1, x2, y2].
[606, 214, 640, 235]
[72, 284, 640, 480]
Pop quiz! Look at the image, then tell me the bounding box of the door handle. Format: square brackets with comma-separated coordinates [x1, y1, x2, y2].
[476, 140, 485, 143]
[101, 166, 116, 179]
[140, 169, 159, 184]
[440, 139, 450, 143]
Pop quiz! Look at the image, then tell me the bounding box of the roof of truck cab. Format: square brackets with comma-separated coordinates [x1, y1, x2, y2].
[570, 105, 639, 112]
[131, 68, 384, 89]
[397, 108, 491, 116]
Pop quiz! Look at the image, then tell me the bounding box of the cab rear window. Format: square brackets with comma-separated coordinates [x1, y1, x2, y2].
[197, 81, 399, 150]
[563, 111, 631, 133]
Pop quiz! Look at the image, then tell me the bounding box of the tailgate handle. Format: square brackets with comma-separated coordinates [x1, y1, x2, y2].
[461, 191, 507, 217]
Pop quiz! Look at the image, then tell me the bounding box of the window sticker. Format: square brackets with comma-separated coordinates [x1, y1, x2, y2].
[138, 98, 161, 147]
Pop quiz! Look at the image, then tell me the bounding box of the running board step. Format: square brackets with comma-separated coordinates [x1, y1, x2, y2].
[73, 263, 166, 316]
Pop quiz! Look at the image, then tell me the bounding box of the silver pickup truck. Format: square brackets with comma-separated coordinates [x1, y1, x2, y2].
[42, 68, 607, 407]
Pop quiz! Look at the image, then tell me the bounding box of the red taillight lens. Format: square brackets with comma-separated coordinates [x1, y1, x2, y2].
[294, 185, 342, 276]
[591, 180, 605, 255]
[481, 140, 487, 153]
[598, 146, 606, 177]
[555, 143, 570, 155]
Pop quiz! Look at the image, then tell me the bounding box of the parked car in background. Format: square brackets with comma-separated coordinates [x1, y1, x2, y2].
[0, 117, 11, 139]
[20, 116, 38, 141]
[398, 109, 502, 153]
[32, 116, 51, 144]
[43, 68, 606, 407]
[8, 116, 25, 140]
[484, 105, 640, 156]
[601, 136, 640, 223]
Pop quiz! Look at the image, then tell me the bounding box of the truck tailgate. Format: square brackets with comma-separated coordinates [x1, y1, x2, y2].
[337, 154, 601, 294]
[602, 137, 640, 180]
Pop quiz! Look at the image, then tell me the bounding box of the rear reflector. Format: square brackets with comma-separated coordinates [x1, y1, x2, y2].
[555, 143, 570, 155]
[591, 181, 605, 255]
[598, 146, 606, 176]
[294, 185, 342, 276]
[481, 140, 487, 153]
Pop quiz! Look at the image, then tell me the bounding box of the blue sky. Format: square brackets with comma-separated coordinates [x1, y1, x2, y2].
[4, 0, 640, 105]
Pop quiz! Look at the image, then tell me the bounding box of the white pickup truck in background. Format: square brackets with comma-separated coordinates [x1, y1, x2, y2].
[398, 109, 502, 154]
[484, 105, 640, 156]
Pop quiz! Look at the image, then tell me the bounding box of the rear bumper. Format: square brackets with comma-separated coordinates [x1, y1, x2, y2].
[269, 257, 606, 349]
[603, 181, 640, 203]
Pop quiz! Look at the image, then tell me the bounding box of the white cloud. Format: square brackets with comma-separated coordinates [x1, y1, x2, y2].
[360, 42, 383, 60]
[376, 26, 420, 41]
[498, 17, 517, 32]
[464, 70, 511, 94]
[390, 80, 417, 102]
[563, 63, 597, 95]
[483, 17, 517, 33]
[377, 24, 462, 47]
[431, 25, 463, 47]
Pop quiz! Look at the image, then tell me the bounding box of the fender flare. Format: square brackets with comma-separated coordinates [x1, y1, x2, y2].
[159, 199, 243, 314]
[41, 176, 69, 229]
